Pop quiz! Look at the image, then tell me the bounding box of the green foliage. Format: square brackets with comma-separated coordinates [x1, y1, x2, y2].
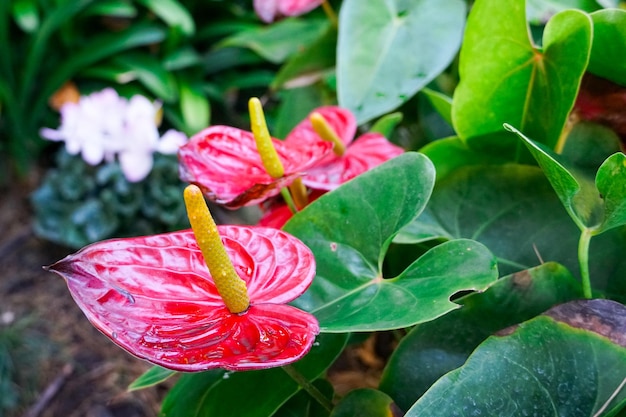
[18, 0, 626, 415]
[31, 149, 189, 248]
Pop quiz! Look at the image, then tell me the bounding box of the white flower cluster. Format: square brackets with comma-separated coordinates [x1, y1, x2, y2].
[40, 88, 187, 182]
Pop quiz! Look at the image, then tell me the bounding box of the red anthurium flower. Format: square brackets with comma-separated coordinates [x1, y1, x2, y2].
[46, 225, 319, 371]
[285, 106, 405, 191]
[179, 125, 333, 208]
[254, 0, 324, 23]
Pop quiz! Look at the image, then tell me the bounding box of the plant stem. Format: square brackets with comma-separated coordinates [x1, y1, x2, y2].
[280, 188, 299, 214]
[578, 228, 593, 299]
[321, 0, 338, 27]
[282, 364, 333, 412]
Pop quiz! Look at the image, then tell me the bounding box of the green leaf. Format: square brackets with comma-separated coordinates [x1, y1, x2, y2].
[330, 389, 401, 417]
[21, 0, 96, 102]
[36, 22, 167, 118]
[507, 124, 626, 234]
[273, 379, 333, 417]
[135, 0, 195, 36]
[272, 26, 337, 91]
[179, 78, 210, 135]
[453, 1, 592, 148]
[369, 112, 403, 138]
[285, 153, 434, 310]
[337, 0, 466, 124]
[219, 18, 329, 64]
[406, 299, 626, 416]
[314, 239, 497, 332]
[596, 152, 626, 233]
[11, 0, 39, 33]
[379, 262, 583, 410]
[84, 0, 138, 18]
[159, 333, 347, 417]
[421, 88, 453, 126]
[128, 366, 176, 391]
[560, 121, 622, 179]
[588, 9, 626, 85]
[286, 153, 498, 332]
[418, 135, 512, 181]
[112, 52, 178, 102]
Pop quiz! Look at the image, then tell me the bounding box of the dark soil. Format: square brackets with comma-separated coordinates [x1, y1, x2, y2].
[0, 179, 388, 417]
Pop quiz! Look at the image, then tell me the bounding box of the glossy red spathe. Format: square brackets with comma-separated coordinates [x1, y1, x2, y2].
[285, 107, 405, 191]
[179, 125, 333, 208]
[47, 226, 319, 371]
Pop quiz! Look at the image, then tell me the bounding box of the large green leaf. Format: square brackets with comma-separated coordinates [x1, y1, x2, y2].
[285, 153, 498, 332]
[337, 0, 466, 124]
[507, 124, 626, 234]
[406, 299, 626, 416]
[159, 333, 347, 417]
[453, 0, 592, 149]
[219, 18, 330, 64]
[397, 164, 578, 274]
[588, 9, 626, 85]
[379, 262, 583, 411]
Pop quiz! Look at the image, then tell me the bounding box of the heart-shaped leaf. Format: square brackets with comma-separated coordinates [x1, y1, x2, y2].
[379, 262, 583, 411]
[337, 0, 466, 124]
[312, 239, 497, 332]
[285, 153, 498, 331]
[453, 0, 592, 148]
[405, 299, 626, 416]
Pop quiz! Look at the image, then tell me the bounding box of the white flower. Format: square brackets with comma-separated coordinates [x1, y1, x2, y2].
[40, 88, 188, 182]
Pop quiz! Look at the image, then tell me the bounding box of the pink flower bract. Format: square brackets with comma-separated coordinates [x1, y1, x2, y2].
[285, 106, 405, 191]
[178, 125, 333, 208]
[254, 0, 324, 23]
[46, 226, 319, 371]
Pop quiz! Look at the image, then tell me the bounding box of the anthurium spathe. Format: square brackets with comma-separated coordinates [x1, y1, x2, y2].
[254, 0, 324, 23]
[285, 106, 405, 190]
[45, 187, 319, 371]
[179, 125, 334, 208]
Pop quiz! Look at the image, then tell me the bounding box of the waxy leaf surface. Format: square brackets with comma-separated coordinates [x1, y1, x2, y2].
[285, 153, 498, 332]
[47, 226, 319, 371]
[380, 262, 583, 410]
[337, 0, 466, 123]
[406, 299, 626, 417]
[179, 125, 333, 208]
[508, 124, 626, 234]
[453, 0, 592, 148]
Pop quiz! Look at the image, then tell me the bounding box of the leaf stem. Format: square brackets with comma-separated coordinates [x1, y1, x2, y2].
[321, 0, 338, 27]
[578, 228, 593, 299]
[280, 188, 299, 214]
[282, 364, 333, 412]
